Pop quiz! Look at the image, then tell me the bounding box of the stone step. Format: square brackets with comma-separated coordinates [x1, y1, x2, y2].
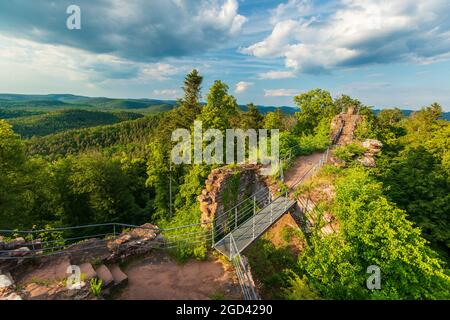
[79, 263, 97, 281]
[95, 265, 114, 288]
[109, 265, 128, 286]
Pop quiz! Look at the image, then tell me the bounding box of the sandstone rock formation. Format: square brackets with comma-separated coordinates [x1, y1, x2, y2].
[358, 139, 383, 167]
[331, 107, 364, 146]
[198, 164, 272, 227]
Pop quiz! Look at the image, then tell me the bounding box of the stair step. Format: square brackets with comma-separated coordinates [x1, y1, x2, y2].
[79, 263, 97, 281]
[110, 265, 128, 286]
[95, 265, 114, 288]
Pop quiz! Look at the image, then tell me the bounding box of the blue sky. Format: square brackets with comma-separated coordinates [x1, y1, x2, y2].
[0, 0, 449, 110]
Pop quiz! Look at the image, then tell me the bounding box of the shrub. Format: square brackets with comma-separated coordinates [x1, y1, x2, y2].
[333, 143, 366, 162]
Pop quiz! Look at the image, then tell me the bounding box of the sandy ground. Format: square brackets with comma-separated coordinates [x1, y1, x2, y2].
[117, 252, 242, 300]
[284, 152, 324, 188]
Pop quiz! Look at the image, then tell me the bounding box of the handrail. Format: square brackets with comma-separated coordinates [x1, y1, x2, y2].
[229, 233, 259, 300]
[0, 221, 212, 235]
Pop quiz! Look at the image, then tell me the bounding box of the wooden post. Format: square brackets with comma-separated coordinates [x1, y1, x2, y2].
[235, 207, 238, 229]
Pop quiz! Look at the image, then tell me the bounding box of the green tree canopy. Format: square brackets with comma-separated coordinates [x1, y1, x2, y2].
[294, 89, 337, 135]
[199, 80, 239, 131]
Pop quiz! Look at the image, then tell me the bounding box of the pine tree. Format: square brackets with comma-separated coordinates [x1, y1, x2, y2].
[174, 69, 204, 129]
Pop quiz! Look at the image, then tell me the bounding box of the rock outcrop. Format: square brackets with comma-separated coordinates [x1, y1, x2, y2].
[331, 107, 364, 146]
[358, 139, 383, 167]
[198, 164, 272, 227]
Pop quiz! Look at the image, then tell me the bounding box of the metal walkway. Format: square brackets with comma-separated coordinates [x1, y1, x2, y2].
[214, 196, 296, 259]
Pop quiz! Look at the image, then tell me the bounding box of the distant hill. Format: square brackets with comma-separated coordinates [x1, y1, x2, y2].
[0, 93, 296, 115]
[9, 109, 143, 138]
[373, 109, 450, 121]
[0, 93, 447, 119]
[0, 94, 176, 114]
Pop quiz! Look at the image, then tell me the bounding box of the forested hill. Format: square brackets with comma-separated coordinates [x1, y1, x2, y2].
[26, 115, 162, 157]
[0, 93, 296, 115]
[9, 109, 144, 138]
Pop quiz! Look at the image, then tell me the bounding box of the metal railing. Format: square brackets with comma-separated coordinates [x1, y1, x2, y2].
[0, 222, 213, 260]
[219, 190, 294, 254]
[229, 233, 259, 300]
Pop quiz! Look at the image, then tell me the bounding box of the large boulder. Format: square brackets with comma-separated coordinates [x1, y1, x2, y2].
[362, 139, 383, 153]
[0, 273, 14, 289]
[358, 139, 383, 167]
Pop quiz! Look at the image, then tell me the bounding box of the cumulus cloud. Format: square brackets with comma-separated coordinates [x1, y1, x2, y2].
[264, 89, 298, 97]
[140, 63, 186, 81]
[235, 81, 253, 93]
[152, 89, 180, 99]
[0, 0, 246, 62]
[0, 34, 185, 85]
[243, 0, 450, 74]
[258, 70, 296, 79]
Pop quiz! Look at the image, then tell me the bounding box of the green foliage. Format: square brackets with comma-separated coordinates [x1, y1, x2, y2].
[171, 69, 203, 129]
[333, 143, 366, 162]
[176, 165, 211, 208]
[283, 273, 321, 300]
[199, 80, 239, 131]
[240, 103, 264, 130]
[294, 89, 338, 135]
[161, 203, 208, 262]
[334, 94, 363, 114]
[0, 108, 44, 119]
[263, 108, 285, 131]
[375, 105, 450, 254]
[26, 115, 161, 157]
[9, 109, 143, 138]
[246, 239, 298, 299]
[89, 278, 103, 296]
[297, 167, 450, 300]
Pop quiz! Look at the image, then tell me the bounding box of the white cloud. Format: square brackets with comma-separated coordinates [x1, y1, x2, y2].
[270, 0, 314, 25]
[140, 63, 185, 81]
[264, 89, 298, 97]
[199, 0, 247, 35]
[0, 0, 247, 61]
[243, 0, 450, 73]
[0, 34, 186, 95]
[258, 70, 296, 79]
[152, 89, 180, 99]
[235, 81, 253, 93]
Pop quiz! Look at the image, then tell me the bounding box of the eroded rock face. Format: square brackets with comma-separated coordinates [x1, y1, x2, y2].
[358, 139, 383, 167]
[362, 139, 383, 152]
[106, 223, 162, 262]
[129, 223, 159, 241]
[330, 108, 364, 146]
[198, 165, 271, 227]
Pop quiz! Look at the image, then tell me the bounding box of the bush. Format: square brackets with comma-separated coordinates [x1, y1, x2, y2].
[333, 143, 366, 162]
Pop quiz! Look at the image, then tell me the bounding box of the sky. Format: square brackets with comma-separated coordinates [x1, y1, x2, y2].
[0, 0, 449, 110]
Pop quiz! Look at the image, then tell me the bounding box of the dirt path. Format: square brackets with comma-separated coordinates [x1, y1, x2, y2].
[117, 252, 242, 300]
[284, 152, 324, 188]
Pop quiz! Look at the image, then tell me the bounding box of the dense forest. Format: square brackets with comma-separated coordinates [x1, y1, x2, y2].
[0, 70, 449, 299]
